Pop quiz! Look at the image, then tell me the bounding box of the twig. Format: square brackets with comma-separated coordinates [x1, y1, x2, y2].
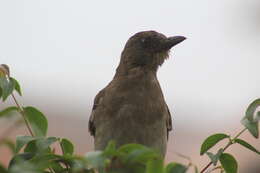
[11, 93, 34, 137]
[200, 128, 247, 173]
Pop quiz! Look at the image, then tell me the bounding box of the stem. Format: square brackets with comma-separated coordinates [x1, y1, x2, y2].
[11, 93, 34, 137]
[200, 128, 247, 173]
[60, 140, 70, 172]
[233, 128, 247, 139]
[200, 162, 212, 173]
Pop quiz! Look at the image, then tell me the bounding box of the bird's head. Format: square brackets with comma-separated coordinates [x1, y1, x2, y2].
[118, 31, 186, 73]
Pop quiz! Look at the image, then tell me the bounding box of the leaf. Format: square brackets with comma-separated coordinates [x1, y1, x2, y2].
[0, 163, 8, 173]
[24, 106, 48, 137]
[241, 118, 259, 138]
[165, 162, 188, 173]
[24, 140, 38, 153]
[0, 64, 10, 76]
[194, 165, 199, 173]
[124, 147, 159, 164]
[257, 111, 260, 121]
[8, 152, 35, 170]
[24, 137, 57, 153]
[29, 153, 65, 171]
[8, 153, 48, 173]
[9, 77, 22, 96]
[200, 133, 229, 155]
[245, 98, 260, 121]
[35, 137, 58, 152]
[206, 148, 223, 166]
[0, 76, 14, 101]
[234, 138, 260, 155]
[118, 143, 160, 164]
[85, 151, 106, 169]
[0, 106, 19, 118]
[219, 153, 238, 173]
[15, 136, 35, 153]
[103, 140, 118, 157]
[49, 161, 64, 173]
[118, 143, 149, 153]
[60, 138, 74, 155]
[145, 158, 163, 173]
[241, 99, 260, 138]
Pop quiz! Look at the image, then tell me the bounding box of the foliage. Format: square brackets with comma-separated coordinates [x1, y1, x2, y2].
[0, 64, 260, 173]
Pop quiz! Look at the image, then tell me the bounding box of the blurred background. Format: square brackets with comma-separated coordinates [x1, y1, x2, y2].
[0, 0, 260, 172]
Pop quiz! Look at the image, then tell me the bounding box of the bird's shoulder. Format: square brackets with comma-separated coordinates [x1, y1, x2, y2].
[88, 84, 109, 136]
[88, 80, 118, 136]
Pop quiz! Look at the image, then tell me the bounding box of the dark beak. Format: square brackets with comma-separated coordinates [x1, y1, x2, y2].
[165, 36, 186, 49]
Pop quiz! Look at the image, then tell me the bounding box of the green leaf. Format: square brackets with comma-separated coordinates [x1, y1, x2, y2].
[145, 158, 163, 173]
[49, 161, 64, 173]
[206, 148, 223, 166]
[234, 138, 260, 155]
[124, 147, 159, 164]
[8, 152, 35, 171]
[9, 77, 22, 96]
[118, 143, 160, 164]
[28, 154, 68, 172]
[241, 99, 260, 138]
[0, 139, 16, 154]
[256, 111, 260, 121]
[15, 136, 35, 153]
[103, 140, 118, 157]
[219, 153, 238, 173]
[194, 165, 199, 173]
[245, 98, 260, 121]
[35, 137, 58, 152]
[165, 162, 188, 173]
[0, 106, 19, 118]
[24, 137, 57, 153]
[241, 118, 259, 138]
[0, 76, 14, 101]
[8, 153, 48, 173]
[24, 106, 48, 137]
[0, 163, 8, 173]
[24, 140, 38, 153]
[85, 151, 106, 169]
[118, 143, 154, 154]
[60, 138, 74, 155]
[200, 133, 229, 155]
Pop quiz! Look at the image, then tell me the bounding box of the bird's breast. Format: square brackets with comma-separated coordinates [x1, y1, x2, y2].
[103, 75, 167, 124]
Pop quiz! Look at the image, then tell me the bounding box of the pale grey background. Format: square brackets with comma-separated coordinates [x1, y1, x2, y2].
[0, 0, 260, 172]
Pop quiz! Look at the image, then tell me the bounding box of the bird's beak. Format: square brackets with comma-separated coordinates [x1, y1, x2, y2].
[164, 36, 186, 50]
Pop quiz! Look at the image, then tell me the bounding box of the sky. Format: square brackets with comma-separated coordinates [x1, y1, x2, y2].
[0, 0, 260, 129]
[0, 0, 260, 171]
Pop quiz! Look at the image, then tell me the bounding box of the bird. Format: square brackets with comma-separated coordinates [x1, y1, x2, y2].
[88, 31, 186, 157]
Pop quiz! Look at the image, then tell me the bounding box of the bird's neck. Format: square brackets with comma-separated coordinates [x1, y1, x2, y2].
[114, 60, 158, 79]
[114, 50, 169, 78]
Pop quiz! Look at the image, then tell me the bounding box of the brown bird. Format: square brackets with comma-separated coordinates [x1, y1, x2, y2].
[88, 31, 185, 157]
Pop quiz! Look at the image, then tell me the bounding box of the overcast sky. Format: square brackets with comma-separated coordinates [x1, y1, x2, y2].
[0, 0, 260, 131]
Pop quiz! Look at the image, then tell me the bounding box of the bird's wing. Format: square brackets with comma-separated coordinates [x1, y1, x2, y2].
[88, 89, 105, 136]
[166, 104, 172, 140]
